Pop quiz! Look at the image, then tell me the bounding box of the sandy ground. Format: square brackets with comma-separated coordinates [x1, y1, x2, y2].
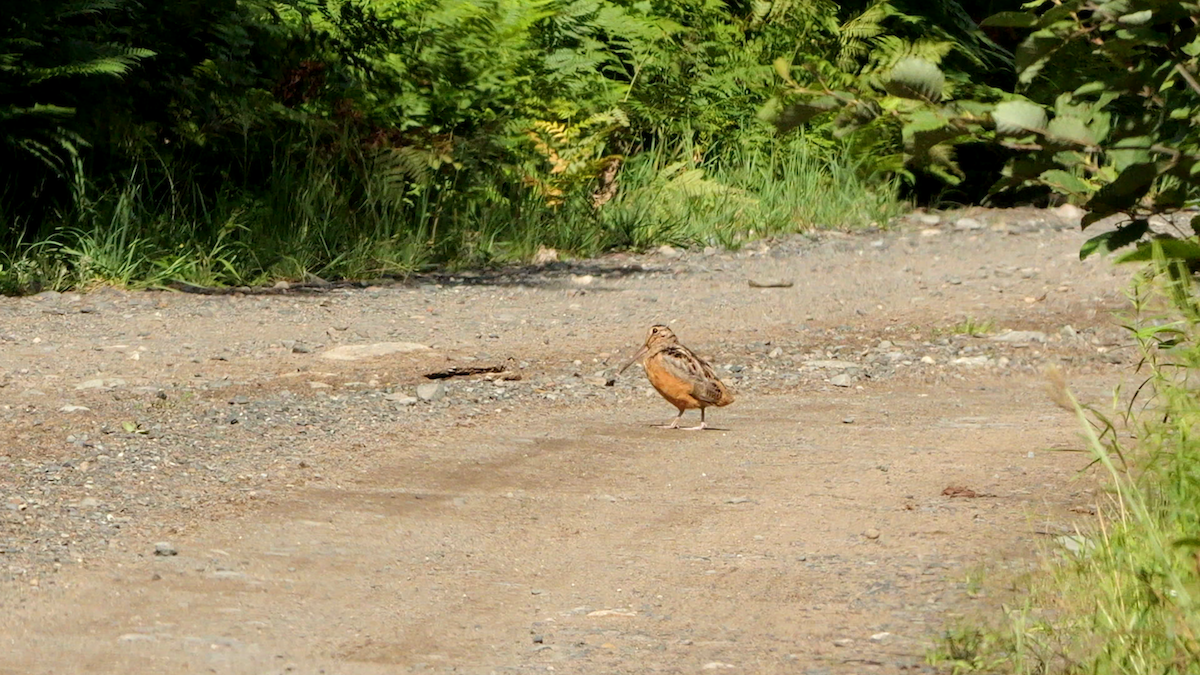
[0, 206, 1134, 674]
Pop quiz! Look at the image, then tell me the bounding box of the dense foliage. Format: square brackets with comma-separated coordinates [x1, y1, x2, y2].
[768, 0, 1200, 273]
[2, 0, 1017, 290]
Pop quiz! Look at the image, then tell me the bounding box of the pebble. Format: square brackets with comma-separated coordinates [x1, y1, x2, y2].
[805, 359, 858, 370]
[384, 394, 419, 406]
[154, 542, 178, 557]
[533, 246, 559, 264]
[990, 330, 1046, 343]
[916, 213, 941, 225]
[864, 528, 881, 540]
[321, 342, 431, 361]
[657, 244, 681, 259]
[417, 382, 446, 402]
[829, 373, 853, 387]
[955, 217, 985, 231]
[59, 405, 90, 413]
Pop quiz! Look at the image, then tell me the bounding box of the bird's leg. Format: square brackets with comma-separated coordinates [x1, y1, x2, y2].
[665, 409, 684, 429]
[685, 408, 708, 431]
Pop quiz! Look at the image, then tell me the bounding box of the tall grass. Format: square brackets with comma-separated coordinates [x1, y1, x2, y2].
[933, 248, 1200, 674]
[0, 136, 901, 293]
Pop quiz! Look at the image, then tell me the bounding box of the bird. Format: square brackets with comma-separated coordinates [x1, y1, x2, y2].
[618, 324, 734, 430]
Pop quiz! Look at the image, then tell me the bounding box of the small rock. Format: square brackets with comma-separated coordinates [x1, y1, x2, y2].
[920, 228, 942, 237]
[952, 356, 990, 367]
[571, 274, 595, 286]
[1057, 534, 1095, 555]
[920, 355, 936, 365]
[587, 608, 636, 617]
[657, 244, 681, 259]
[1054, 203, 1085, 221]
[703, 246, 718, 256]
[955, 217, 985, 231]
[829, 373, 853, 387]
[75, 379, 106, 390]
[321, 342, 431, 361]
[79, 497, 101, 508]
[534, 246, 559, 264]
[803, 359, 858, 370]
[870, 632, 890, 641]
[59, 405, 90, 413]
[725, 496, 752, 504]
[768, 347, 783, 359]
[702, 663, 736, 671]
[916, 213, 941, 225]
[747, 278, 794, 288]
[842, 417, 855, 424]
[154, 542, 178, 557]
[833, 638, 854, 647]
[273, 280, 290, 290]
[863, 528, 881, 540]
[308, 381, 331, 389]
[877, 340, 893, 351]
[990, 330, 1046, 344]
[417, 382, 446, 402]
[291, 343, 313, 354]
[384, 393, 418, 406]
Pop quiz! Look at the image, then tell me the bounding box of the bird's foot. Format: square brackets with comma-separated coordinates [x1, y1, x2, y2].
[683, 422, 708, 431]
[664, 418, 682, 429]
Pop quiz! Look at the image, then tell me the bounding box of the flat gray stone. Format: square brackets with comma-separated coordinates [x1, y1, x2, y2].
[803, 360, 859, 370]
[989, 330, 1046, 343]
[320, 342, 431, 361]
[416, 382, 445, 402]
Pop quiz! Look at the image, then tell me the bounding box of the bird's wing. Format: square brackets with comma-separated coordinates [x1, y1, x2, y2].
[659, 345, 725, 405]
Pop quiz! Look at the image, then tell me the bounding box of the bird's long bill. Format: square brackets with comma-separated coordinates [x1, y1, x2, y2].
[617, 345, 649, 375]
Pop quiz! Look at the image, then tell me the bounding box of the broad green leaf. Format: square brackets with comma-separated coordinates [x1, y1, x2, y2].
[1046, 116, 1096, 146]
[1115, 236, 1200, 263]
[1086, 162, 1157, 214]
[1080, 220, 1149, 259]
[1109, 135, 1153, 171]
[1040, 169, 1090, 194]
[1118, 9, 1153, 25]
[1015, 31, 1063, 84]
[765, 96, 842, 132]
[884, 58, 944, 103]
[981, 11, 1038, 28]
[992, 100, 1047, 135]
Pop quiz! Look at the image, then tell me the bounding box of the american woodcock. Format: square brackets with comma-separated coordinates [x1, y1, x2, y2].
[618, 325, 734, 430]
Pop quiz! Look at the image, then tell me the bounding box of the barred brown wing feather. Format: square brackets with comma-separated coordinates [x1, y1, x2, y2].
[660, 346, 726, 406]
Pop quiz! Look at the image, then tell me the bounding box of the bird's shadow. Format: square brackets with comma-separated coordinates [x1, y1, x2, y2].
[643, 423, 731, 431]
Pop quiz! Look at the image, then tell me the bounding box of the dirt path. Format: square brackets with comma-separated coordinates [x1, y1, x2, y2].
[1, 207, 1130, 674]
